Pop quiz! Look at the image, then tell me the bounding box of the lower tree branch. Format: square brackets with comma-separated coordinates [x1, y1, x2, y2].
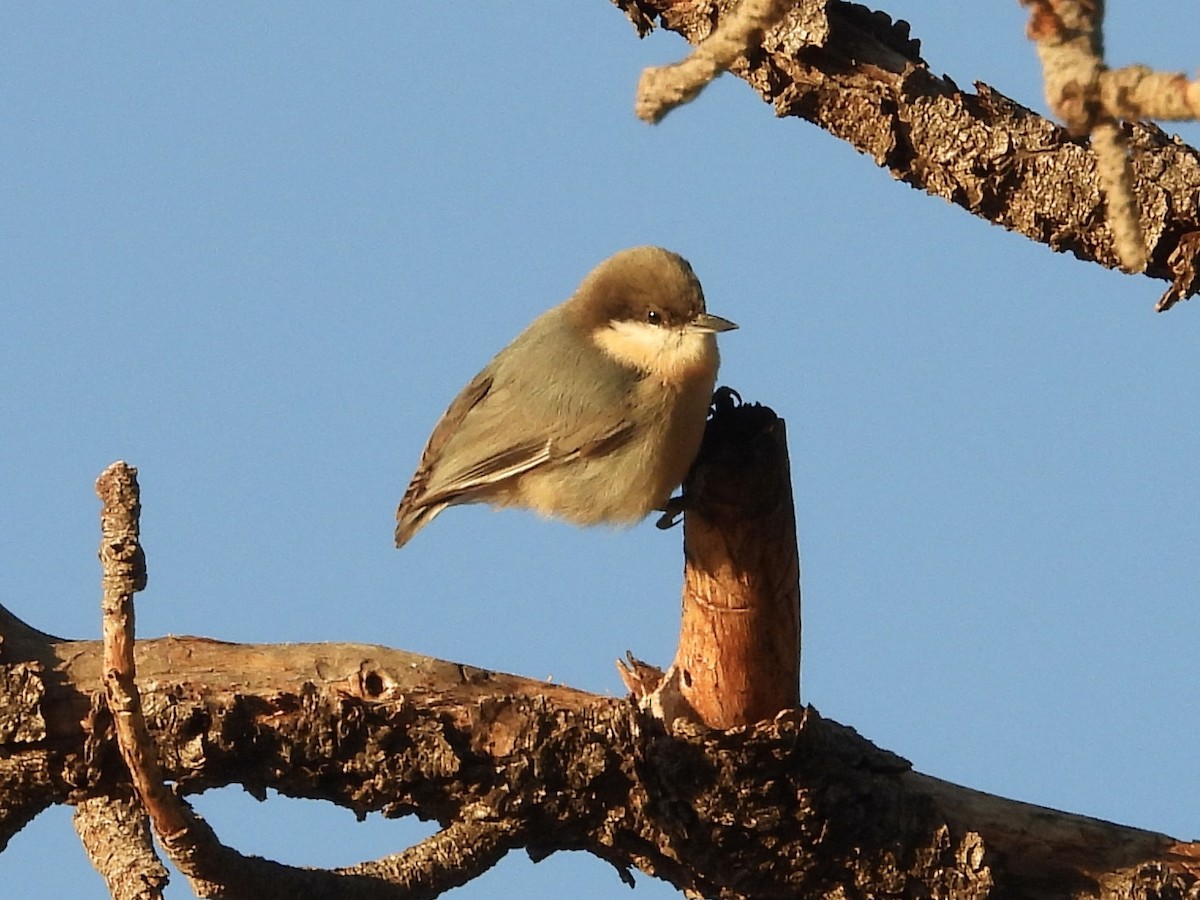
[337, 812, 520, 895]
[0, 655, 57, 851]
[2, 605, 1196, 898]
[3, 437, 1197, 897]
[72, 794, 169, 900]
[152, 818, 513, 900]
[0, 753, 55, 853]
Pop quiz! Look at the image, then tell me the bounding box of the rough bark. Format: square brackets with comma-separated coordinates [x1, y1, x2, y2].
[614, 0, 1200, 308]
[2, 602, 1198, 899]
[73, 794, 169, 900]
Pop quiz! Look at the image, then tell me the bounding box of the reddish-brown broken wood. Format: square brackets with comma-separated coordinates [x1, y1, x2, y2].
[673, 396, 800, 727]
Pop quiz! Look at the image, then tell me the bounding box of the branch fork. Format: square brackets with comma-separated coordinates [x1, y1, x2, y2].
[92, 461, 510, 899]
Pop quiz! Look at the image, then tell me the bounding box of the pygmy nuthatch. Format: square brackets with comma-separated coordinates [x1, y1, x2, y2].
[394, 246, 737, 548]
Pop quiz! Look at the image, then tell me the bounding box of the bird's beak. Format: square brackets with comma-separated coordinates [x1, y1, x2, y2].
[689, 312, 738, 334]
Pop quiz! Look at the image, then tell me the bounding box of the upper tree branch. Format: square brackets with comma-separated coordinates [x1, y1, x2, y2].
[616, 0, 1200, 308]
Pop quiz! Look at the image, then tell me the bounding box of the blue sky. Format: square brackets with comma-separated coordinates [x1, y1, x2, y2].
[3, 4, 1198, 897]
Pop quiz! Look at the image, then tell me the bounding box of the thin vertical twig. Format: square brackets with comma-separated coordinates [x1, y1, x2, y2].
[1022, 0, 1149, 272]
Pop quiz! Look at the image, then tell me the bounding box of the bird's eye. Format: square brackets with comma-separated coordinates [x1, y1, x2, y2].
[646, 309, 662, 326]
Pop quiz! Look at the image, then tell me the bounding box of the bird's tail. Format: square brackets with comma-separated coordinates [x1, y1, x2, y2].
[394, 501, 445, 549]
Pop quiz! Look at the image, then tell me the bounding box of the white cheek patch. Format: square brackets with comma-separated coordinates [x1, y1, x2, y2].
[595, 320, 673, 363]
[595, 320, 717, 384]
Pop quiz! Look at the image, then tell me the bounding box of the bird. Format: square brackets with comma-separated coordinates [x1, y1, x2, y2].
[395, 246, 737, 549]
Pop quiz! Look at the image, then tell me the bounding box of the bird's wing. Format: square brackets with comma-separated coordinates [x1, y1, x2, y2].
[397, 370, 497, 515]
[415, 384, 637, 510]
[403, 326, 642, 512]
[396, 307, 645, 550]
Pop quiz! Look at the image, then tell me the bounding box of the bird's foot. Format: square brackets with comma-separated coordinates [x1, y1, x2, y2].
[655, 494, 687, 529]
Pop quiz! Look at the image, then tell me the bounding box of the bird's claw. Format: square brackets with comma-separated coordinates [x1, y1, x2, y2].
[710, 385, 742, 416]
[656, 495, 687, 529]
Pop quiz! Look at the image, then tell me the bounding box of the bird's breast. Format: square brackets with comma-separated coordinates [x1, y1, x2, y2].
[637, 363, 717, 506]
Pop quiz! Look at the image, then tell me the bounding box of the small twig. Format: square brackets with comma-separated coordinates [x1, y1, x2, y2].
[1090, 119, 1146, 273]
[1021, 0, 1149, 273]
[97, 461, 147, 681]
[636, 0, 793, 124]
[1101, 66, 1200, 122]
[97, 463, 192, 844]
[97, 462, 205, 893]
[95, 462, 279, 897]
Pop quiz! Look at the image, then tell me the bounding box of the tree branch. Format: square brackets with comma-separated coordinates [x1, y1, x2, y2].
[336, 813, 519, 896]
[72, 794, 169, 900]
[3, 429, 1197, 897]
[3, 602, 1197, 898]
[613, 0, 1200, 309]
